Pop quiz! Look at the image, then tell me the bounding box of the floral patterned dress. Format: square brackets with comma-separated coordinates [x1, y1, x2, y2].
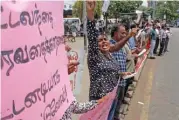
[87, 19, 120, 100]
[60, 99, 97, 120]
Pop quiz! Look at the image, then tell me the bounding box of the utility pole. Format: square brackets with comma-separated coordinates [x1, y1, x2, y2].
[152, 1, 156, 19]
[83, 1, 87, 53]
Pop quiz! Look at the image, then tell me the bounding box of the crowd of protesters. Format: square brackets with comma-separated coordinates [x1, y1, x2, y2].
[62, 1, 172, 120]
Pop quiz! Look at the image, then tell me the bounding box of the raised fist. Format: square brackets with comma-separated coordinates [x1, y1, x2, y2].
[86, 1, 96, 12]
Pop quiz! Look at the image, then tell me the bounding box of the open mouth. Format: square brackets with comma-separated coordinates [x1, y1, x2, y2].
[102, 43, 109, 49]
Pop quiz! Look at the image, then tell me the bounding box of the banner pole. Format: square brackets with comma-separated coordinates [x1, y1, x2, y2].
[83, 1, 87, 53]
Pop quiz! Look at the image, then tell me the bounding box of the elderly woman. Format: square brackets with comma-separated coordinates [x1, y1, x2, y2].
[86, 1, 137, 100]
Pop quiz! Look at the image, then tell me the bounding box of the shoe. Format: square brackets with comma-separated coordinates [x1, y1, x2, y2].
[150, 56, 156, 59]
[158, 53, 163, 56]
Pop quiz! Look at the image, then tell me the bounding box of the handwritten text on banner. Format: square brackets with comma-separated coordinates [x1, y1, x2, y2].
[1, 1, 74, 120]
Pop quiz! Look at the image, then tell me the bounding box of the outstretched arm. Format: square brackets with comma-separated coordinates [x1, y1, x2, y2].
[72, 100, 98, 114]
[87, 1, 99, 58]
[71, 95, 108, 114]
[109, 29, 138, 52]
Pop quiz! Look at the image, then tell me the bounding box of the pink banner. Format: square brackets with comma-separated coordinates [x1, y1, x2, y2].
[80, 86, 118, 120]
[135, 51, 148, 72]
[1, 1, 74, 120]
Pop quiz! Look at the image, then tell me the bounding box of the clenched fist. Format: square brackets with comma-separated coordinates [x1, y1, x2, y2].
[86, 1, 96, 21]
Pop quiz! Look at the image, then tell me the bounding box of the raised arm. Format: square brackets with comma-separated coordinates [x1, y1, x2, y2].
[87, 1, 99, 57]
[109, 29, 137, 52]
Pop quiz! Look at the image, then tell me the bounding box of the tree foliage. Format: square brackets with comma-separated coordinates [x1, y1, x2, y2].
[137, 6, 153, 15]
[107, 1, 143, 18]
[72, 1, 103, 20]
[72, 1, 83, 20]
[155, 1, 179, 21]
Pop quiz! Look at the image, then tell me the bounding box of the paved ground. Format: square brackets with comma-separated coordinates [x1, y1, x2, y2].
[125, 28, 179, 120]
[67, 38, 89, 120]
[69, 28, 179, 120]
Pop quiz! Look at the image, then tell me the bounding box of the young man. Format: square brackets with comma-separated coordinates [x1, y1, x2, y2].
[128, 24, 137, 50]
[158, 25, 167, 56]
[149, 24, 157, 59]
[153, 26, 160, 54]
[164, 27, 172, 52]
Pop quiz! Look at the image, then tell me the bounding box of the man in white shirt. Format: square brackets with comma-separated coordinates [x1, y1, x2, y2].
[164, 27, 172, 52]
[158, 25, 167, 56]
[153, 26, 160, 54]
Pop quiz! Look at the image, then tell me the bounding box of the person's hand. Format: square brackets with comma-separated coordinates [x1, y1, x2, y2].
[87, 1, 96, 12]
[65, 44, 71, 52]
[136, 48, 142, 54]
[121, 72, 132, 77]
[132, 53, 138, 58]
[86, 1, 96, 21]
[97, 95, 109, 104]
[68, 61, 79, 75]
[129, 28, 138, 37]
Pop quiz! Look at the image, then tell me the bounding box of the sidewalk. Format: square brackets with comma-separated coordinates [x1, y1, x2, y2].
[68, 37, 90, 120]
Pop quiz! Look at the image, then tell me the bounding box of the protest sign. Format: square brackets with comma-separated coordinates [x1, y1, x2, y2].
[79, 86, 118, 120]
[68, 49, 85, 95]
[1, 1, 74, 120]
[135, 51, 148, 72]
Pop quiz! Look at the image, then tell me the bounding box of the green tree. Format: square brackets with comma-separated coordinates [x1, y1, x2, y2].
[72, 1, 83, 20]
[108, 1, 143, 18]
[72, 1, 103, 20]
[137, 6, 153, 15]
[155, 1, 179, 21]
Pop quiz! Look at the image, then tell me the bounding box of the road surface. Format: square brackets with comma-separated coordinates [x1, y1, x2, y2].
[125, 28, 179, 120]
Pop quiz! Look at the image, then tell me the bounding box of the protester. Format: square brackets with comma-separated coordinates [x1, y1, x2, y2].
[140, 27, 147, 48]
[158, 25, 167, 56]
[149, 24, 157, 59]
[60, 45, 108, 120]
[128, 24, 137, 50]
[109, 24, 133, 120]
[153, 26, 161, 54]
[86, 1, 137, 101]
[124, 43, 136, 74]
[61, 65, 107, 120]
[164, 27, 172, 52]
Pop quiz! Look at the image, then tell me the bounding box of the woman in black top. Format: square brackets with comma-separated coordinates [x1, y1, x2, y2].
[86, 1, 137, 100]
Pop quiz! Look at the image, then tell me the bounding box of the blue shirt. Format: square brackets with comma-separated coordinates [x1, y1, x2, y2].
[150, 29, 157, 40]
[128, 37, 136, 50]
[110, 39, 127, 87]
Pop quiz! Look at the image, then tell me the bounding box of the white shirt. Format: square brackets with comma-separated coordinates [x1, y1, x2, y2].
[155, 29, 159, 35]
[166, 30, 172, 38]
